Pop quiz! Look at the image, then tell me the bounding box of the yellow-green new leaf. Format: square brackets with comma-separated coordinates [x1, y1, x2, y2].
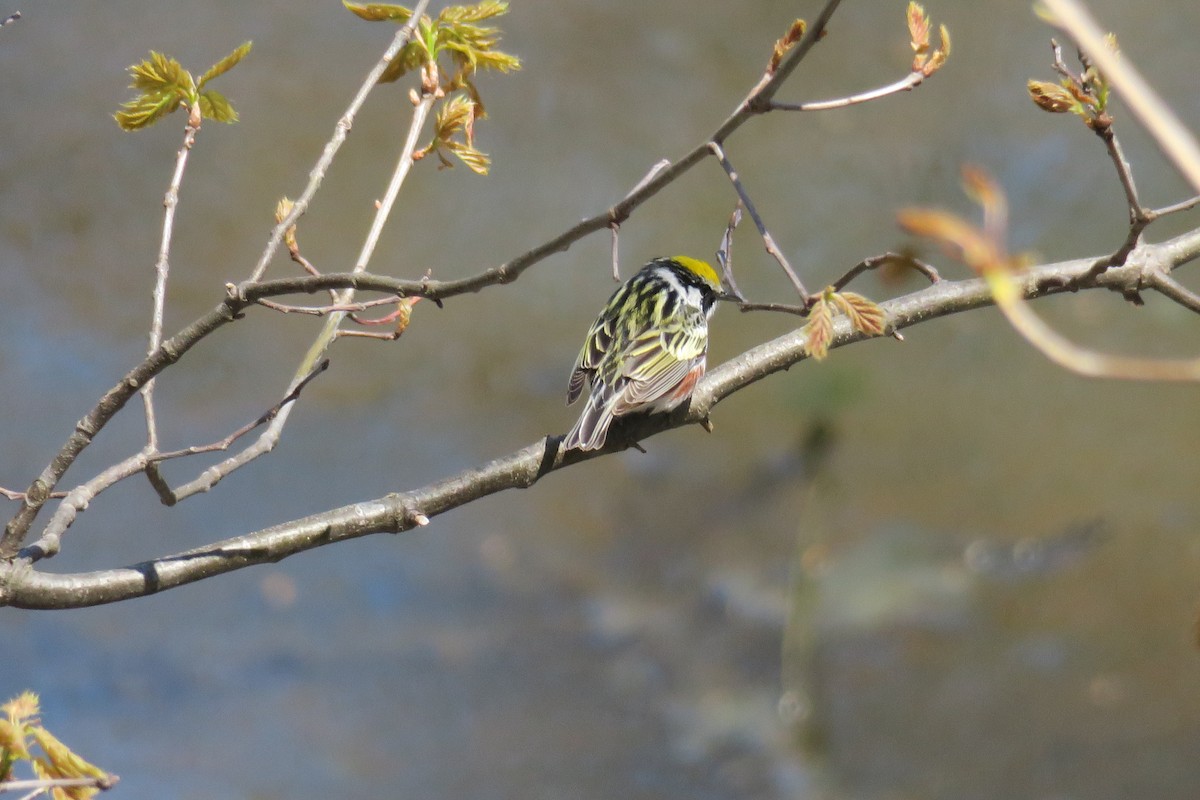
[199, 89, 239, 123]
[29, 725, 111, 799]
[470, 46, 520, 73]
[198, 40, 252, 88]
[446, 140, 490, 174]
[344, 1, 414, 22]
[115, 90, 185, 131]
[115, 51, 197, 131]
[434, 94, 475, 139]
[0, 718, 28, 763]
[129, 51, 195, 96]
[439, 1, 509, 24]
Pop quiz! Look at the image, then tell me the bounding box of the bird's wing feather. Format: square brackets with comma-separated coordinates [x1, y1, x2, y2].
[612, 309, 708, 411]
[567, 313, 616, 404]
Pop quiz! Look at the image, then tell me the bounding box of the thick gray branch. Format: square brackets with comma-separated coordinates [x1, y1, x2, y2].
[5, 227, 1199, 609]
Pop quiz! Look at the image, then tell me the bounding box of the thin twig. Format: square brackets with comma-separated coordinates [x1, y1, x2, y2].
[335, 329, 403, 341]
[1049, 39, 1074, 82]
[0, 775, 118, 793]
[736, 253, 939, 317]
[150, 360, 330, 468]
[737, 301, 809, 317]
[1148, 194, 1200, 220]
[769, 70, 925, 112]
[0, 11, 19, 28]
[247, 0, 431, 282]
[256, 295, 404, 317]
[1143, 269, 1200, 315]
[141, 106, 201, 451]
[163, 95, 437, 504]
[283, 217, 339, 304]
[715, 202, 746, 301]
[0, 487, 66, 502]
[831, 252, 941, 291]
[1097, 124, 1142, 221]
[23, 358, 332, 557]
[707, 141, 808, 302]
[609, 221, 620, 282]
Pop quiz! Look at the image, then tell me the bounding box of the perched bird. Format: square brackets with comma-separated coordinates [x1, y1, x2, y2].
[564, 255, 728, 451]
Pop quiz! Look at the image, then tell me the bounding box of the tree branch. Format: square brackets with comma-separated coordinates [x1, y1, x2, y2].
[1, 0, 871, 560]
[6, 226, 1200, 608]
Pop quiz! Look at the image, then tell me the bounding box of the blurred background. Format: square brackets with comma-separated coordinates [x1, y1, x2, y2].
[2, 1, 1200, 797]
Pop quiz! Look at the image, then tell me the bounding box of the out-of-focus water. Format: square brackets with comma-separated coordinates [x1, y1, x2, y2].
[3, 1, 1200, 798]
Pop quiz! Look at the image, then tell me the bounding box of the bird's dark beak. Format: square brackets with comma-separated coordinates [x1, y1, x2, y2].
[717, 289, 744, 304]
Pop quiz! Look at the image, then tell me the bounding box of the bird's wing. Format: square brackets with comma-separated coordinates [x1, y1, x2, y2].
[567, 311, 617, 405]
[612, 307, 708, 412]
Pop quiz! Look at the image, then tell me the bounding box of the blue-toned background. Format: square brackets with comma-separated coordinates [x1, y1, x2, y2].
[3, 1, 1200, 797]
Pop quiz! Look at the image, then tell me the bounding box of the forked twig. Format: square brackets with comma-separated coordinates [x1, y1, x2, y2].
[22, 357, 333, 558]
[145, 359, 331, 506]
[707, 141, 808, 302]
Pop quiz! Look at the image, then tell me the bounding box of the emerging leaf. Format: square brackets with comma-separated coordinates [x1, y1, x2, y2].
[804, 296, 834, 361]
[907, 2, 931, 56]
[831, 291, 887, 337]
[423, 95, 492, 174]
[2, 692, 39, 727]
[275, 197, 299, 250]
[198, 40, 252, 88]
[344, 1, 414, 22]
[115, 46, 247, 131]
[0, 718, 29, 763]
[767, 18, 807, 75]
[114, 91, 184, 131]
[114, 51, 196, 131]
[29, 726, 110, 799]
[395, 297, 420, 335]
[924, 24, 951, 76]
[129, 51, 195, 96]
[1027, 79, 1077, 113]
[446, 141, 491, 174]
[440, 1, 511, 24]
[199, 89, 239, 123]
[908, 4, 950, 77]
[434, 94, 476, 139]
[350, 0, 518, 172]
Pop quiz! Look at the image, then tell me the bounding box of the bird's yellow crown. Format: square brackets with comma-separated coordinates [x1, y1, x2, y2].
[670, 255, 721, 289]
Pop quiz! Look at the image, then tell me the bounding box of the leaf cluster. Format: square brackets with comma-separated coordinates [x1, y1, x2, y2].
[114, 41, 252, 131]
[907, 2, 950, 77]
[345, 1, 521, 175]
[804, 289, 887, 361]
[0, 692, 112, 799]
[1027, 34, 1116, 129]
